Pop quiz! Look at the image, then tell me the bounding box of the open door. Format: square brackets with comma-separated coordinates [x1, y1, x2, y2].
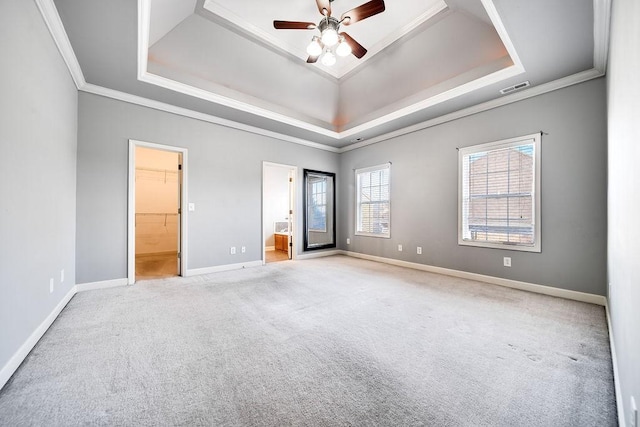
[128, 140, 188, 284]
[134, 147, 181, 280]
[288, 169, 294, 260]
[263, 162, 297, 264]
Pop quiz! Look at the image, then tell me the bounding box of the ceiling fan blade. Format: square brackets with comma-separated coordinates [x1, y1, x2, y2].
[307, 54, 320, 63]
[315, 0, 331, 16]
[340, 0, 385, 25]
[273, 20, 316, 30]
[340, 32, 367, 58]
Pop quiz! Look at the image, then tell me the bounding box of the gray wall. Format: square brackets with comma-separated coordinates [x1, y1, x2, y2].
[0, 0, 78, 372]
[76, 93, 339, 283]
[607, 0, 640, 419]
[338, 78, 607, 295]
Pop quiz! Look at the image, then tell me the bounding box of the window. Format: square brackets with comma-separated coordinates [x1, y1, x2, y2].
[459, 133, 541, 252]
[309, 176, 327, 232]
[356, 163, 391, 238]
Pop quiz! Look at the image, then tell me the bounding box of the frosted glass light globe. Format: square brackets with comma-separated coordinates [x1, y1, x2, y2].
[321, 51, 336, 66]
[321, 28, 339, 47]
[336, 40, 352, 57]
[306, 39, 322, 56]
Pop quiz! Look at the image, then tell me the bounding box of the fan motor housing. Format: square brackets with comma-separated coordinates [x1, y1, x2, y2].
[318, 16, 340, 34]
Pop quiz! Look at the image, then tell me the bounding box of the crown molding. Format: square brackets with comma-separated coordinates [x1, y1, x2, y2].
[339, 62, 524, 140]
[138, 71, 341, 139]
[35, 0, 86, 89]
[80, 83, 340, 153]
[340, 68, 604, 152]
[480, 0, 523, 69]
[137, 0, 151, 80]
[139, 0, 528, 142]
[593, 0, 612, 73]
[37, 0, 610, 154]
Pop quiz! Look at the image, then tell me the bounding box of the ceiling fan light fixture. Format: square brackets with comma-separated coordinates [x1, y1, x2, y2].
[321, 50, 336, 66]
[336, 39, 351, 57]
[321, 27, 339, 47]
[306, 38, 323, 56]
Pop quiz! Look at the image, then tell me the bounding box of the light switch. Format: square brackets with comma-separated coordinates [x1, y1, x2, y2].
[188, 203, 195, 211]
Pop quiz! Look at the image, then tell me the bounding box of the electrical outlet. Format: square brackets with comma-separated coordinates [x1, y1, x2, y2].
[503, 257, 511, 267]
[347, 238, 351, 245]
[60, 269, 64, 283]
[631, 396, 638, 427]
[230, 247, 236, 255]
[49, 278, 54, 294]
[417, 247, 422, 255]
[398, 244, 403, 252]
[241, 246, 246, 253]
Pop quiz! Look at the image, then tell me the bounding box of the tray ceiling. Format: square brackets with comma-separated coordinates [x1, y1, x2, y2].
[51, 0, 604, 149]
[199, 0, 446, 78]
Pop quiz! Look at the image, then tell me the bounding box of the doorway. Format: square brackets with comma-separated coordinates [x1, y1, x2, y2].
[128, 140, 188, 284]
[263, 162, 296, 264]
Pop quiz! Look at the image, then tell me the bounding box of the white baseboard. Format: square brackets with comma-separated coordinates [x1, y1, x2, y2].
[341, 251, 607, 306]
[265, 246, 275, 251]
[606, 303, 625, 427]
[186, 260, 263, 277]
[76, 278, 128, 292]
[0, 285, 76, 390]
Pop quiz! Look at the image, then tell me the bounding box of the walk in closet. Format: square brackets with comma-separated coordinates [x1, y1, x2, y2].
[135, 146, 181, 280]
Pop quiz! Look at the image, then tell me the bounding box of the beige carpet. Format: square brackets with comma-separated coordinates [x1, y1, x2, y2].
[135, 252, 178, 280]
[0, 255, 616, 426]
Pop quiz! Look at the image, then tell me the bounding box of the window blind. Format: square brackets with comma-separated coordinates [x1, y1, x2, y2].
[356, 163, 390, 237]
[459, 134, 541, 252]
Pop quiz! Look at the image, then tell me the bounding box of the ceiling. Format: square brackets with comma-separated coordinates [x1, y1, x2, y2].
[49, 0, 607, 151]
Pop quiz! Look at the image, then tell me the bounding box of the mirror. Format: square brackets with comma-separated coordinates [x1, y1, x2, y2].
[303, 169, 336, 251]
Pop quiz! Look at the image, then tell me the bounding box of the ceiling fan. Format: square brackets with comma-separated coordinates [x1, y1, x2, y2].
[273, 0, 386, 66]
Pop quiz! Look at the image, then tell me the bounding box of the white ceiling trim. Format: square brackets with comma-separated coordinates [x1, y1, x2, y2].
[139, 71, 341, 138]
[37, 0, 610, 154]
[593, 0, 612, 73]
[35, 0, 86, 89]
[138, 0, 525, 141]
[81, 83, 341, 153]
[138, 0, 340, 139]
[34, 0, 339, 153]
[480, 0, 522, 70]
[338, 0, 528, 139]
[137, 0, 151, 80]
[341, 68, 605, 152]
[338, 0, 448, 79]
[202, 0, 448, 80]
[339, 63, 524, 138]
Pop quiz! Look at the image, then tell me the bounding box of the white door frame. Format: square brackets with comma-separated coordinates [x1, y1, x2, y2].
[262, 162, 297, 265]
[128, 139, 189, 284]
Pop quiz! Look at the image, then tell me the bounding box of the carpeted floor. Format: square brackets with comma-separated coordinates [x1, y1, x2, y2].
[0, 256, 617, 426]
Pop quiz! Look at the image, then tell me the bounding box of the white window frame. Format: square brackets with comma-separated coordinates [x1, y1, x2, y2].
[355, 163, 391, 238]
[458, 133, 541, 252]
